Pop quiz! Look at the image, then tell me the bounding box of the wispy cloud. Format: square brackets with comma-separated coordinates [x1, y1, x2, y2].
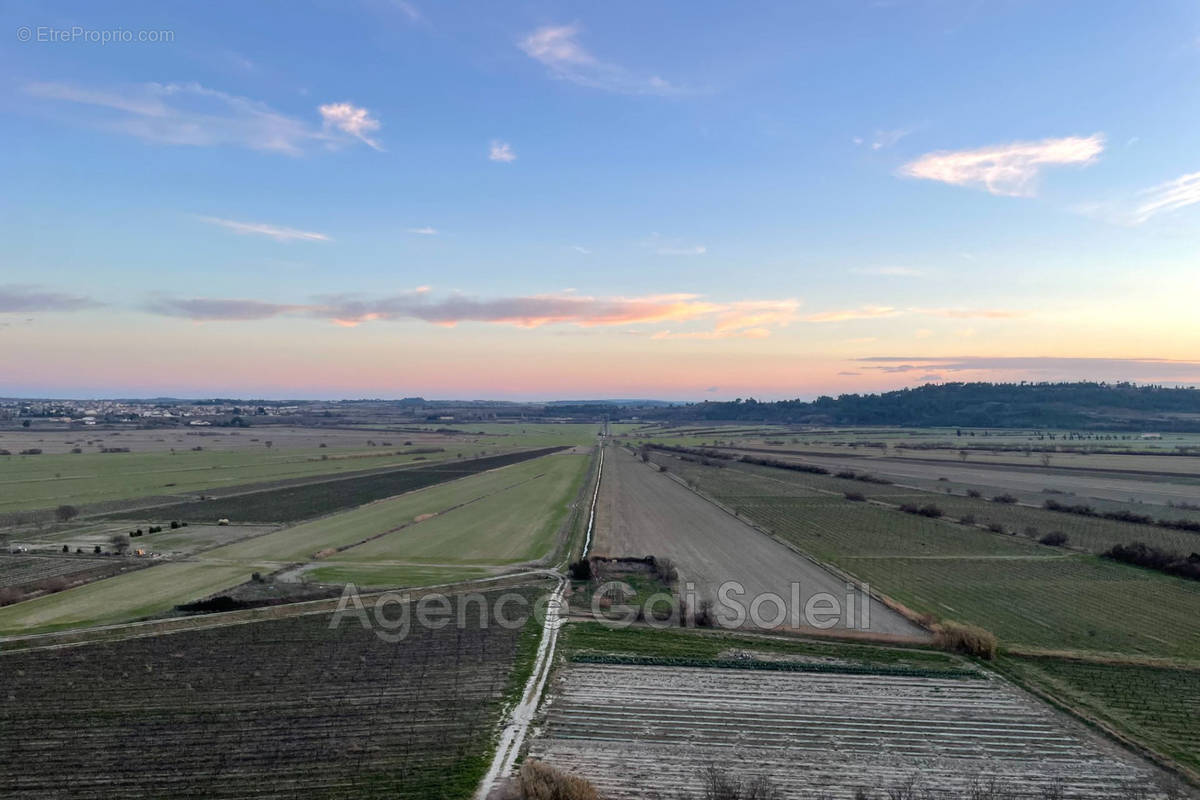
[518, 24, 682, 95]
[197, 216, 331, 242]
[803, 305, 1023, 323]
[25, 81, 383, 155]
[900, 134, 1104, 196]
[655, 245, 707, 256]
[910, 307, 1025, 319]
[804, 305, 899, 323]
[571, 245, 592, 254]
[145, 290, 799, 338]
[1130, 170, 1200, 224]
[0, 285, 99, 313]
[851, 266, 926, 277]
[147, 297, 309, 321]
[407, 226, 438, 235]
[318, 102, 383, 150]
[856, 128, 911, 151]
[489, 140, 516, 162]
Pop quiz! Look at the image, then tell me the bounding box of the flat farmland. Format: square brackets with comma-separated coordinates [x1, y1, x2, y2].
[0, 449, 587, 634]
[594, 446, 927, 638]
[529, 662, 1170, 798]
[304, 563, 493, 587]
[0, 554, 121, 589]
[119, 447, 565, 524]
[210, 449, 585, 564]
[329, 451, 589, 565]
[653, 455, 1200, 659]
[0, 427, 476, 515]
[0, 587, 541, 798]
[999, 656, 1200, 777]
[0, 562, 254, 634]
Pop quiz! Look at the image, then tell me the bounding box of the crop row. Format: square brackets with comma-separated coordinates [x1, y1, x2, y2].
[1002, 656, 1200, 774]
[110, 446, 566, 523]
[0, 588, 537, 798]
[530, 663, 1163, 798]
[0, 555, 113, 589]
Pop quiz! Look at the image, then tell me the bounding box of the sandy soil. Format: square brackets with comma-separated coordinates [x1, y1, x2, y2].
[591, 446, 926, 638]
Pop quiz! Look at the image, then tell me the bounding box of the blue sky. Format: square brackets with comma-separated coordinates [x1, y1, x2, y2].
[2, 0, 1199, 399]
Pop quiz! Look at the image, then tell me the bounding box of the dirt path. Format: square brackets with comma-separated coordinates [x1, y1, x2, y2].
[593, 447, 927, 638]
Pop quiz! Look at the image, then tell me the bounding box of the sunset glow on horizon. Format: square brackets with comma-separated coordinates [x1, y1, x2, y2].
[3, 1, 1200, 399]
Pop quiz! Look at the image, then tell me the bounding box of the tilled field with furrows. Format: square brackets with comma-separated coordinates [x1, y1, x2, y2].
[528, 664, 1168, 798]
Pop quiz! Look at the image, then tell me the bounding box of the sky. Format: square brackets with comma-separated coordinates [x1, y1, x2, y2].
[2, 0, 1200, 400]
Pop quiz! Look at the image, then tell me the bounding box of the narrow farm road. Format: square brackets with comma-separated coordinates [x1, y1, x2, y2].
[593, 446, 928, 638]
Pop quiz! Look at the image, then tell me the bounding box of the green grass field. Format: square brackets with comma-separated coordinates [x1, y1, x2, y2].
[0, 562, 254, 634]
[207, 451, 587, 564]
[331, 452, 589, 565]
[304, 563, 493, 587]
[0, 450, 592, 634]
[0, 446, 452, 513]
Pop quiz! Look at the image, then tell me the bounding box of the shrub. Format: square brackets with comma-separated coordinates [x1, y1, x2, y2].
[991, 494, 1018, 504]
[987, 522, 1006, 534]
[900, 503, 943, 518]
[506, 760, 599, 800]
[1039, 532, 1069, 547]
[966, 489, 982, 498]
[568, 559, 592, 581]
[835, 470, 857, 479]
[55, 504, 80, 522]
[935, 621, 997, 659]
[959, 514, 976, 526]
[1104, 542, 1200, 581]
[844, 491, 866, 502]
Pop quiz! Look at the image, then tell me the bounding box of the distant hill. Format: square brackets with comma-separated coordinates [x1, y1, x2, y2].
[659, 382, 1200, 431]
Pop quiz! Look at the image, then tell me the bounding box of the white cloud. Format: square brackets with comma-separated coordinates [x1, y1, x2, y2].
[489, 140, 516, 162]
[198, 216, 331, 242]
[318, 102, 383, 150]
[518, 24, 681, 95]
[25, 81, 384, 155]
[571, 245, 592, 254]
[407, 226, 438, 235]
[900, 134, 1104, 197]
[1130, 170, 1200, 224]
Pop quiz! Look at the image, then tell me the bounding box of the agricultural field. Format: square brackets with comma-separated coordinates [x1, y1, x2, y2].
[0, 553, 116, 589]
[998, 655, 1200, 778]
[108, 447, 567, 524]
[647, 452, 1200, 659]
[0, 587, 543, 799]
[0, 561, 255, 634]
[0, 428, 471, 515]
[529, 658, 1174, 798]
[0, 422, 607, 517]
[0, 449, 590, 634]
[595, 446, 927, 638]
[328, 450, 589, 566]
